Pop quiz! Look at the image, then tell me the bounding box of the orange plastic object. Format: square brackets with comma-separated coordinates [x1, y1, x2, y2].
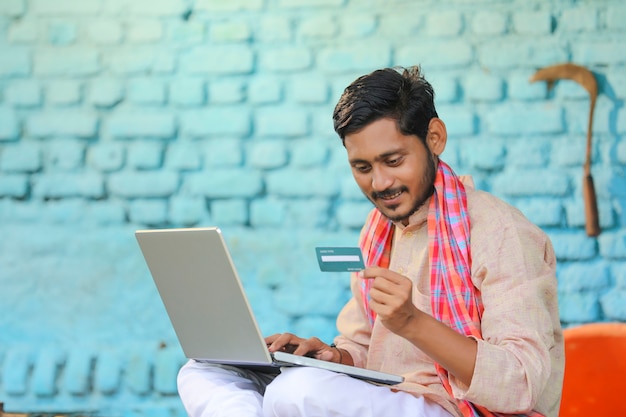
[559, 322, 626, 417]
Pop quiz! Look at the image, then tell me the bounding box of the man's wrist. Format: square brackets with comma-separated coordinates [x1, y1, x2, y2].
[330, 343, 344, 364]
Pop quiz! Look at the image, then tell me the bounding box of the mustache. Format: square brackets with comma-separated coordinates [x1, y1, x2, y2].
[371, 187, 407, 200]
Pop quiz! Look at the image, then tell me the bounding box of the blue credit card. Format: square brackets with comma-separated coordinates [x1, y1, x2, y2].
[315, 247, 365, 272]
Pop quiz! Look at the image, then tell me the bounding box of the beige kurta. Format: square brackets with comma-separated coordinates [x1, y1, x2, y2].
[334, 185, 564, 417]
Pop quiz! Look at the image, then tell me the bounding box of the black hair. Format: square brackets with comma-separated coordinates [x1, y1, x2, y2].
[332, 66, 438, 144]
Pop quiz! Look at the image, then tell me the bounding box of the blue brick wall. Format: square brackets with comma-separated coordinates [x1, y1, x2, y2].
[1, 0, 625, 414]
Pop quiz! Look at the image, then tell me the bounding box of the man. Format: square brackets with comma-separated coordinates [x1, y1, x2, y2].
[177, 66, 564, 417]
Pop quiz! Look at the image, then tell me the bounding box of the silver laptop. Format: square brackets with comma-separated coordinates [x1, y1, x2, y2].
[135, 227, 403, 385]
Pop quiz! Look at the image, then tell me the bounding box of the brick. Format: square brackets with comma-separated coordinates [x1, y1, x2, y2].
[184, 169, 262, 198]
[87, 19, 123, 44]
[168, 20, 205, 44]
[492, 170, 569, 197]
[108, 171, 179, 197]
[339, 14, 376, 38]
[180, 107, 250, 137]
[127, 0, 188, 16]
[572, 40, 626, 66]
[255, 16, 291, 42]
[290, 140, 329, 168]
[619, 109, 626, 134]
[397, 40, 472, 69]
[47, 21, 77, 45]
[564, 197, 614, 231]
[558, 262, 610, 292]
[258, 47, 313, 72]
[169, 196, 207, 226]
[379, 14, 423, 37]
[478, 40, 531, 69]
[32, 348, 65, 397]
[470, 11, 507, 35]
[31, 0, 102, 15]
[209, 79, 245, 103]
[154, 348, 181, 394]
[513, 11, 552, 35]
[558, 292, 602, 323]
[195, 0, 263, 11]
[108, 110, 176, 139]
[125, 351, 152, 395]
[437, 106, 474, 136]
[298, 16, 338, 39]
[248, 141, 288, 169]
[209, 20, 251, 42]
[165, 142, 201, 170]
[508, 140, 549, 168]
[318, 45, 391, 73]
[94, 350, 121, 394]
[283, 198, 332, 227]
[0, 0, 25, 17]
[170, 78, 206, 106]
[7, 19, 39, 42]
[127, 19, 163, 43]
[290, 74, 328, 104]
[5, 79, 41, 107]
[0, 46, 31, 76]
[558, 7, 598, 32]
[508, 72, 546, 100]
[465, 72, 503, 101]
[607, 5, 626, 30]
[27, 110, 98, 138]
[617, 140, 626, 164]
[551, 136, 585, 166]
[86, 201, 126, 224]
[0, 142, 41, 172]
[248, 76, 282, 104]
[127, 78, 166, 105]
[512, 198, 562, 228]
[204, 139, 243, 167]
[255, 107, 308, 137]
[127, 141, 163, 169]
[47, 80, 82, 105]
[266, 168, 339, 197]
[601, 289, 626, 321]
[465, 141, 505, 170]
[486, 103, 564, 135]
[32, 172, 104, 198]
[181, 45, 254, 75]
[88, 142, 125, 171]
[428, 75, 458, 103]
[0, 107, 19, 140]
[107, 46, 164, 75]
[0, 174, 28, 197]
[425, 11, 463, 37]
[550, 231, 598, 260]
[1, 348, 33, 395]
[598, 231, 626, 260]
[211, 199, 247, 225]
[34, 48, 100, 76]
[129, 199, 168, 225]
[336, 201, 373, 229]
[250, 197, 286, 226]
[88, 78, 124, 107]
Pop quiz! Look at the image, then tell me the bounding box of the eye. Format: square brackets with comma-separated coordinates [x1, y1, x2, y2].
[386, 156, 403, 166]
[352, 163, 371, 173]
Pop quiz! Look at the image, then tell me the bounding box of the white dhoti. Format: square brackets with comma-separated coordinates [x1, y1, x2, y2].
[178, 359, 453, 417]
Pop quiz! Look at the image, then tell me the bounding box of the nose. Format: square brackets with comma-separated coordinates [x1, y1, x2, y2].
[371, 166, 394, 192]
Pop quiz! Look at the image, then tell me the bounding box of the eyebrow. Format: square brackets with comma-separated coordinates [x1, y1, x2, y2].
[349, 149, 405, 165]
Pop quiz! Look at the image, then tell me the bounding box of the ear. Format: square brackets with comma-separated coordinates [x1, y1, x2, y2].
[426, 118, 447, 156]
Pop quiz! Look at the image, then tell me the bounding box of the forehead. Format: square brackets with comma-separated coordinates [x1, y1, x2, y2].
[344, 118, 420, 160]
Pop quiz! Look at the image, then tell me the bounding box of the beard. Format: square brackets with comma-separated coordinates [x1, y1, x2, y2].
[369, 154, 438, 223]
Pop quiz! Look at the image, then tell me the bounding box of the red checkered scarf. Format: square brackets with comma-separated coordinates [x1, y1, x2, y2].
[358, 160, 544, 417]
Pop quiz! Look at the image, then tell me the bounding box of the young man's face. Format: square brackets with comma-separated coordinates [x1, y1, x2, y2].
[344, 117, 443, 225]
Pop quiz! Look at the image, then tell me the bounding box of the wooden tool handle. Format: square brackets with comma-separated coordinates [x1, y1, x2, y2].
[583, 173, 601, 237]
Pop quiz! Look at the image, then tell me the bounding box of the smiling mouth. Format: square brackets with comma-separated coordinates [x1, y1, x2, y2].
[379, 190, 402, 200]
